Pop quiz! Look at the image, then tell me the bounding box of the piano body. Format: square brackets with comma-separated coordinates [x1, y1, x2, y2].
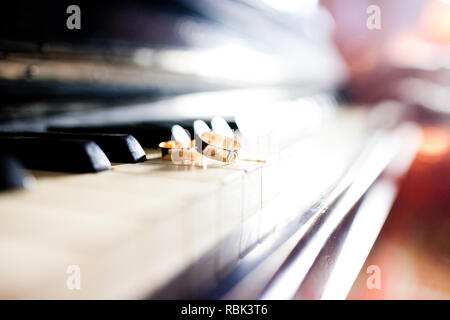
[0, 0, 421, 299]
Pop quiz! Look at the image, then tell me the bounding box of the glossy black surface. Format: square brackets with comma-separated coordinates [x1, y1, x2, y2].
[0, 154, 30, 191]
[0, 131, 146, 163]
[49, 122, 175, 148]
[49, 120, 237, 148]
[0, 136, 111, 173]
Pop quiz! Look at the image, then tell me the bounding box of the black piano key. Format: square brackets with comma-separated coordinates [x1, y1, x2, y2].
[0, 155, 31, 191]
[48, 122, 184, 148]
[48, 120, 237, 148]
[0, 137, 111, 173]
[0, 132, 146, 163]
[93, 134, 146, 163]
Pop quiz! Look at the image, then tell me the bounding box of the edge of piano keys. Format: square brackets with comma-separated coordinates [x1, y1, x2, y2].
[0, 107, 377, 299]
[0, 159, 263, 298]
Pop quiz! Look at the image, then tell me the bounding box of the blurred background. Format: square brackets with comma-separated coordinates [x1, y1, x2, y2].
[324, 0, 450, 299]
[0, 0, 449, 299]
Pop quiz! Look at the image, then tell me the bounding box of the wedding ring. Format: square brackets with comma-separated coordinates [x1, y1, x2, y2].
[162, 120, 241, 164]
[159, 140, 201, 162]
[197, 131, 241, 162]
[159, 141, 189, 161]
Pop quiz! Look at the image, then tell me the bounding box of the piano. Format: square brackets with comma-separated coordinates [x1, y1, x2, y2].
[0, 0, 421, 299]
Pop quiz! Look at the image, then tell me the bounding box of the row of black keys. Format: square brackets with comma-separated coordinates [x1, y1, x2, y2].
[0, 120, 237, 191]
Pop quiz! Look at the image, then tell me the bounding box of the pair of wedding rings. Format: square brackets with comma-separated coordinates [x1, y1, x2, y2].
[158, 119, 241, 164]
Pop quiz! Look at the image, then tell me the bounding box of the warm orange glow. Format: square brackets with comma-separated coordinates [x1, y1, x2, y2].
[418, 127, 450, 161]
[386, 32, 435, 68]
[201, 132, 240, 150]
[420, 0, 450, 43]
[159, 140, 183, 148]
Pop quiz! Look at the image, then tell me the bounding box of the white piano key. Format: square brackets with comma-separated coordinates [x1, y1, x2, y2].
[184, 191, 219, 264]
[0, 237, 81, 299]
[242, 166, 262, 220]
[260, 156, 283, 207]
[211, 116, 234, 138]
[215, 178, 243, 275]
[171, 124, 191, 146]
[0, 233, 152, 299]
[146, 212, 186, 292]
[23, 160, 257, 295]
[0, 201, 165, 299]
[113, 161, 243, 183]
[239, 208, 261, 257]
[0, 202, 140, 254]
[0, 176, 185, 222]
[239, 166, 262, 256]
[193, 120, 211, 136]
[0, 105, 380, 299]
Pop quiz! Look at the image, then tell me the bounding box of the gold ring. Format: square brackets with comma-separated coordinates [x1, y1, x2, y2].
[159, 140, 201, 163]
[196, 131, 241, 163]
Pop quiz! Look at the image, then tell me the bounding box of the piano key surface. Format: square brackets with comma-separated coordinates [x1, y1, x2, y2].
[0, 103, 387, 299]
[48, 120, 238, 149]
[0, 136, 111, 173]
[0, 155, 33, 191]
[0, 132, 146, 164]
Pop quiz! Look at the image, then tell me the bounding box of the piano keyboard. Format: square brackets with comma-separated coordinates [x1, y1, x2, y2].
[0, 90, 409, 299]
[0, 132, 146, 165]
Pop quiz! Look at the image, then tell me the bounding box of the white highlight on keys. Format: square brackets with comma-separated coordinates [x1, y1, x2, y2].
[211, 116, 234, 138]
[171, 124, 191, 147]
[193, 120, 211, 136]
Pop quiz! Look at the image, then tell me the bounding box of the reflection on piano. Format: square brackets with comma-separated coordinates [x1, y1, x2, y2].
[0, 0, 421, 299]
